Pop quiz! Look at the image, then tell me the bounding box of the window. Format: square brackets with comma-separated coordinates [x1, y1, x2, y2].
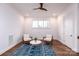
[32, 20, 49, 28]
[32, 21, 38, 28]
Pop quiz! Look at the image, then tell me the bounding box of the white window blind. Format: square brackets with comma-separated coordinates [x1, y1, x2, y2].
[32, 20, 49, 28]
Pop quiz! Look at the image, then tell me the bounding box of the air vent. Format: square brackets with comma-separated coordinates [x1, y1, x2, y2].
[8, 35, 13, 45]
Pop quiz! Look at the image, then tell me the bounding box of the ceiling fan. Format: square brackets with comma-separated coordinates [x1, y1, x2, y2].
[34, 3, 48, 11]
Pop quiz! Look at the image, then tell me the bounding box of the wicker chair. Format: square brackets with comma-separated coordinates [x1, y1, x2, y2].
[23, 34, 31, 44]
[44, 34, 53, 45]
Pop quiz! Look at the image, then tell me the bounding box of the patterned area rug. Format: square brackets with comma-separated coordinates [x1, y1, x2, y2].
[9, 44, 56, 56]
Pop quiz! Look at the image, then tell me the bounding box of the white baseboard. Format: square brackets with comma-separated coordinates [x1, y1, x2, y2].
[0, 40, 22, 55]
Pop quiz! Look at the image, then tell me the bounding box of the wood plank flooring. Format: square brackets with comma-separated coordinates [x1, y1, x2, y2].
[52, 40, 79, 56]
[1, 40, 79, 56]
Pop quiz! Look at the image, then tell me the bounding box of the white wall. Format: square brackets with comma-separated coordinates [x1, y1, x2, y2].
[24, 17, 58, 39]
[0, 4, 24, 54]
[57, 4, 78, 52]
[76, 4, 79, 52]
[57, 15, 64, 43]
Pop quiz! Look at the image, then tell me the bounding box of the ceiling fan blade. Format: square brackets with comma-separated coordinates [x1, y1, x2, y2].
[33, 8, 39, 10]
[43, 8, 48, 11]
[40, 3, 48, 11]
[40, 8, 48, 11]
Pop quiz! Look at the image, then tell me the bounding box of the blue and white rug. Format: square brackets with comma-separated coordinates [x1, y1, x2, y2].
[9, 44, 56, 56]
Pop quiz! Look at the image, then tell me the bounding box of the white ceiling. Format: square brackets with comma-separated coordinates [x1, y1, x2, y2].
[10, 3, 71, 18]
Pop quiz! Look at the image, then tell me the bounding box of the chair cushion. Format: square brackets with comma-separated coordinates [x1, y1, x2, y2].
[24, 38, 31, 41]
[44, 38, 52, 41]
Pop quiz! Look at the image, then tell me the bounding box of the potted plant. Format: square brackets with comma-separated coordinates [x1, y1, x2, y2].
[34, 37, 37, 42]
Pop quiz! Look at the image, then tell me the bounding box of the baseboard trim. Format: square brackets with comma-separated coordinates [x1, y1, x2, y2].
[0, 40, 22, 55]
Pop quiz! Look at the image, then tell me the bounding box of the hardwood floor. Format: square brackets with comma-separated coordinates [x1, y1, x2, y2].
[1, 42, 23, 56]
[1, 40, 79, 56]
[52, 40, 79, 56]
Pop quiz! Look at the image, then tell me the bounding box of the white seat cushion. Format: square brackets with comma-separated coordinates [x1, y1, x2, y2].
[44, 38, 51, 41]
[24, 38, 31, 41]
[23, 34, 31, 41]
[44, 34, 52, 41]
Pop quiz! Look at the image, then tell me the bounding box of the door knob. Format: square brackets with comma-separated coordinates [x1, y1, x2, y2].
[77, 36, 79, 39]
[70, 35, 72, 37]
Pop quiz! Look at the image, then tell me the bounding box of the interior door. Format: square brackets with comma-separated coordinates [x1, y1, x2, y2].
[63, 16, 74, 49]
